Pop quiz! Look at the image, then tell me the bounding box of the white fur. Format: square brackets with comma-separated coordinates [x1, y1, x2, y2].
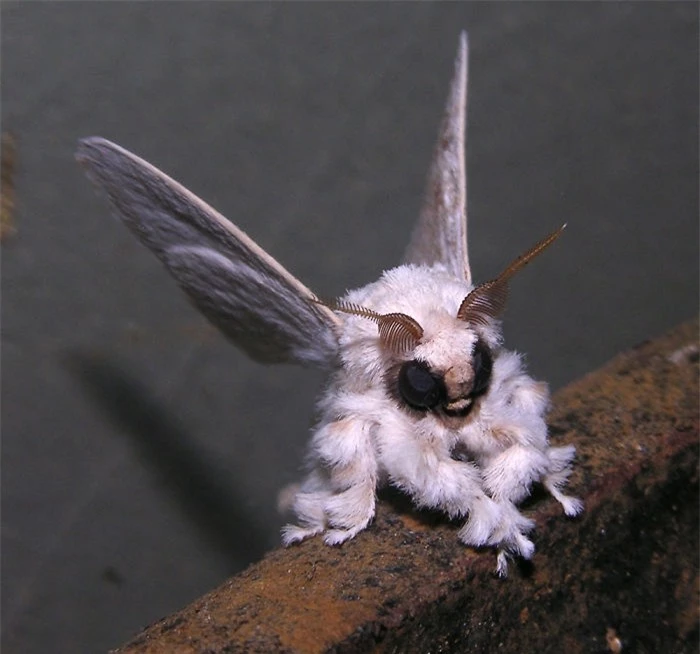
[282, 264, 582, 574]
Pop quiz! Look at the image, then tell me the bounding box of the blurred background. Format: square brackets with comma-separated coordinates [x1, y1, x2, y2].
[2, 3, 697, 652]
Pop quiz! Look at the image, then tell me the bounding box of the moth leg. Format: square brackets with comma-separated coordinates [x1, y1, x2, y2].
[322, 480, 377, 545]
[483, 500, 537, 577]
[456, 490, 507, 551]
[317, 416, 378, 545]
[281, 518, 325, 545]
[283, 416, 378, 547]
[381, 445, 504, 548]
[490, 500, 539, 577]
[479, 444, 552, 566]
[543, 445, 584, 516]
[481, 444, 549, 506]
[495, 550, 511, 577]
[499, 375, 582, 514]
[281, 470, 329, 545]
[479, 442, 581, 573]
[485, 442, 583, 575]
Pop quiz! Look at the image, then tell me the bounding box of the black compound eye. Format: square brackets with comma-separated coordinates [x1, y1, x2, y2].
[471, 339, 493, 397]
[398, 360, 445, 410]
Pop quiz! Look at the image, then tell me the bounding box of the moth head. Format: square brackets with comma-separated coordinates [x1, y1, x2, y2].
[317, 225, 563, 418]
[320, 299, 492, 418]
[397, 337, 493, 416]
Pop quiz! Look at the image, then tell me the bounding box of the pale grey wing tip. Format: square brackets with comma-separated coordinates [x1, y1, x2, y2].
[74, 135, 341, 367]
[75, 137, 127, 182]
[404, 30, 470, 280]
[458, 31, 468, 60]
[446, 32, 468, 104]
[75, 136, 114, 161]
[75, 137, 112, 193]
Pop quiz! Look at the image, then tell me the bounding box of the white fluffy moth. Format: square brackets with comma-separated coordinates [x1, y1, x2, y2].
[76, 33, 582, 575]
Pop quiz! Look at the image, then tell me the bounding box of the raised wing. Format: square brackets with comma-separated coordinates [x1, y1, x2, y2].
[76, 137, 341, 367]
[404, 32, 470, 284]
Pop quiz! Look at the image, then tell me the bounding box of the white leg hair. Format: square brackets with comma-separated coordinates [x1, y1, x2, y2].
[281, 470, 329, 545]
[486, 499, 536, 576]
[282, 415, 378, 546]
[479, 442, 582, 574]
[282, 396, 581, 573]
[378, 436, 505, 550]
[543, 445, 584, 516]
[481, 444, 550, 505]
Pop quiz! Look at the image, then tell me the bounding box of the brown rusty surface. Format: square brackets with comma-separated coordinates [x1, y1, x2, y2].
[113, 320, 699, 654]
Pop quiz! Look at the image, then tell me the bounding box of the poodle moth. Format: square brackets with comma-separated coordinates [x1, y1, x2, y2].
[76, 32, 581, 575]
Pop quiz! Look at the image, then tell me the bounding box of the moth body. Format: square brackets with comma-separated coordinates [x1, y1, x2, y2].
[283, 263, 580, 572]
[76, 32, 581, 575]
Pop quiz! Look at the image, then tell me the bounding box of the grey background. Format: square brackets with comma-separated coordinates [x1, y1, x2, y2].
[2, 3, 697, 652]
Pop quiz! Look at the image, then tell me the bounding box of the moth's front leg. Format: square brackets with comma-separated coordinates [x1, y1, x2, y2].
[282, 415, 378, 547]
[478, 445, 549, 568]
[480, 441, 582, 575]
[481, 443, 550, 507]
[379, 436, 504, 549]
[481, 440, 582, 517]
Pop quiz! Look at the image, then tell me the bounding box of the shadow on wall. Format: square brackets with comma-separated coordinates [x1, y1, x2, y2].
[63, 350, 272, 569]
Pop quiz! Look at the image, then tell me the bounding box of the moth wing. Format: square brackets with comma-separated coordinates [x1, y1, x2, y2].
[404, 32, 471, 284]
[76, 137, 341, 367]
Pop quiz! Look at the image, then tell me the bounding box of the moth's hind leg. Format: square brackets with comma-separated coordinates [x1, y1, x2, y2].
[543, 445, 583, 516]
[284, 481, 376, 547]
[283, 414, 379, 547]
[281, 472, 329, 545]
[321, 482, 376, 545]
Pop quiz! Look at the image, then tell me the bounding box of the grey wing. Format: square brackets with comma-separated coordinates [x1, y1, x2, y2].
[403, 31, 471, 284]
[76, 137, 341, 367]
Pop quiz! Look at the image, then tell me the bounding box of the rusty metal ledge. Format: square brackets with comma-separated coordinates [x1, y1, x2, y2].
[113, 320, 699, 654]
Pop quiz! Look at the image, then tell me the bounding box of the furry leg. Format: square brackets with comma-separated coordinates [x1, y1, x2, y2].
[283, 416, 378, 546]
[543, 445, 583, 516]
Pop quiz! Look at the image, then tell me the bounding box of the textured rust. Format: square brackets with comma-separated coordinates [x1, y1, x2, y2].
[113, 320, 699, 654]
